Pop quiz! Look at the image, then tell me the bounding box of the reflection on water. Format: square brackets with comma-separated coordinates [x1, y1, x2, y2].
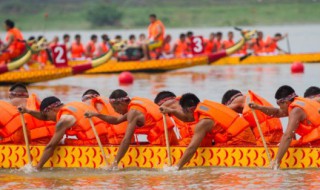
[1, 63, 320, 189]
[1, 167, 320, 189]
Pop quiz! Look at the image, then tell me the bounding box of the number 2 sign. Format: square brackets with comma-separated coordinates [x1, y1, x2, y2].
[51, 45, 68, 67]
[191, 36, 204, 55]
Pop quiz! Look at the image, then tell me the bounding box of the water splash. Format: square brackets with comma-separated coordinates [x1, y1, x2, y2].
[18, 164, 38, 174]
[162, 165, 179, 172]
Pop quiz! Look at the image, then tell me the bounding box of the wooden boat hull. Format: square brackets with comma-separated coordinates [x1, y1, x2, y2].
[1, 145, 319, 169]
[213, 52, 320, 65]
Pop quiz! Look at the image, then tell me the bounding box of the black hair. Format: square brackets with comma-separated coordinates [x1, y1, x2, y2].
[109, 89, 128, 99]
[101, 34, 109, 41]
[275, 33, 282, 37]
[179, 93, 200, 109]
[82, 89, 100, 97]
[129, 34, 135, 40]
[5, 19, 14, 28]
[275, 85, 295, 100]
[115, 35, 122, 39]
[28, 36, 35, 41]
[304, 86, 320, 98]
[91, 34, 97, 40]
[216, 32, 222, 36]
[179, 33, 186, 38]
[9, 83, 28, 92]
[37, 35, 44, 41]
[187, 31, 193, 36]
[149, 14, 156, 18]
[63, 34, 70, 39]
[221, 89, 241, 105]
[40, 96, 61, 111]
[228, 31, 233, 35]
[75, 34, 81, 39]
[154, 91, 176, 104]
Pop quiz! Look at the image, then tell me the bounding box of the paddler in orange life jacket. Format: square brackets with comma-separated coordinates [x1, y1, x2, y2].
[221, 89, 283, 145]
[249, 85, 320, 169]
[9, 83, 55, 145]
[71, 34, 85, 59]
[19, 96, 109, 170]
[98, 34, 110, 56]
[172, 33, 188, 58]
[141, 14, 165, 60]
[0, 19, 25, 62]
[85, 89, 178, 169]
[265, 33, 288, 54]
[215, 32, 223, 52]
[81, 89, 130, 145]
[204, 33, 217, 55]
[249, 31, 266, 55]
[304, 86, 320, 103]
[86, 34, 98, 58]
[160, 93, 256, 170]
[221, 31, 235, 49]
[154, 91, 212, 146]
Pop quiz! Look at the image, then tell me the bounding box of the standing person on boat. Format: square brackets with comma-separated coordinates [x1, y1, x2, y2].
[304, 86, 320, 103]
[160, 93, 256, 170]
[86, 34, 98, 58]
[172, 33, 188, 58]
[141, 14, 165, 60]
[81, 89, 130, 145]
[221, 31, 235, 49]
[0, 19, 25, 63]
[215, 32, 223, 52]
[221, 89, 283, 145]
[98, 34, 110, 56]
[8, 83, 55, 145]
[85, 89, 178, 169]
[19, 96, 109, 170]
[265, 33, 288, 54]
[71, 34, 85, 59]
[249, 85, 320, 169]
[154, 91, 212, 146]
[204, 33, 217, 55]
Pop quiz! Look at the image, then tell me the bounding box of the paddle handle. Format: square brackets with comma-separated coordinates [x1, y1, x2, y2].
[286, 35, 291, 54]
[88, 118, 109, 165]
[20, 113, 32, 165]
[250, 108, 272, 162]
[162, 114, 172, 166]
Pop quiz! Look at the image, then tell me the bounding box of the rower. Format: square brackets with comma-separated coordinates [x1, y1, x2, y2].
[160, 93, 256, 170]
[215, 32, 223, 52]
[265, 33, 288, 54]
[141, 14, 165, 60]
[222, 89, 283, 145]
[62, 34, 71, 52]
[85, 89, 178, 169]
[86, 34, 98, 58]
[154, 91, 212, 146]
[249, 85, 320, 169]
[0, 19, 25, 63]
[172, 33, 188, 58]
[71, 34, 85, 59]
[9, 83, 55, 145]
[249, 31, 266, 55]
[221, 31, 235, 49]
[304, 86, 320, 103]
[19, 96, 109, 170]
[98, 34, 110, 56]
[204, 33, 216, 55]
[82, 89, 130, 145]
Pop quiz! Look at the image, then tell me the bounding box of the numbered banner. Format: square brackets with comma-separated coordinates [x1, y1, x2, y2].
[51, 45, 68, 67]
[190, 36, 204, 55]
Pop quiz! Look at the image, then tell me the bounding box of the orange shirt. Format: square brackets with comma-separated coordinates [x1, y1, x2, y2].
[162, 43, 171, 54]
[99, 42, 109, 56]
[5, 28, 25, 58]
[251, 38, 266, 54]
[204, 39, 215, 54]
[174, 39, 188, 57]
[222, 39, 234, 49]
[148, 20, 165, 42]
[265, 36, 277, 53]
[71, 42, 85, 58]
[86, 41, 96, 58]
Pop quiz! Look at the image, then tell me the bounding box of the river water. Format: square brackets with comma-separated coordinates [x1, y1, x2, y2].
[0, 25, 320, 189]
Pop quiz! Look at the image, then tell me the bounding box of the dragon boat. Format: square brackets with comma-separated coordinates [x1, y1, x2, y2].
[0, 145, 319, 169]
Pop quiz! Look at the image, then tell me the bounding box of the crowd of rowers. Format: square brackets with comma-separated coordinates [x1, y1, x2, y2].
[0, 15, 288, 65]
[1, 83, 320, 170]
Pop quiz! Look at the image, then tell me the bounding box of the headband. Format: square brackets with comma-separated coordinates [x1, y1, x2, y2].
[82, 94, 99, 102]
[157, 96, 175, 106]
[109, 96, 130, 103]
[9, 91, 29, 98]
[42, 101, 63, 113]
[276, 92, 298, 104]
[225, 93, 243, 106]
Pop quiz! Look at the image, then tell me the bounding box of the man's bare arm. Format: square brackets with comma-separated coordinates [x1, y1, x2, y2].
[85, 112, 127, 124]
[18, 107, 48, 121]
[160, 106, 192, 122]
[249, 103, 288, 118]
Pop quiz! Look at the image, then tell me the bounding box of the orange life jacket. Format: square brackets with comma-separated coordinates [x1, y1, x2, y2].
[288, 97, 320, 145]
[86, 41, 96, 58]
[71, 42, 85, 58]
[0, 100, 23, 143]
[91, 97, 128, 144]
[194, 100, 250, 143]
[128, 97, 174, 144]
[24, 94, 55, 142]
[99, 42, 109, 56]
[162, 43, 171, 54]
[222, 39, 234, 49]
[265, 36, 277, 53]
[204, 39, 215, 54]
[148, 20, 165, 42]
[252, 38, 266, 54]
[37, 50, 48, 65]
[215, 40, 222, 51]
[174, 39, 188, 57]
[56, 102, 108, 143]
[5, 28, 25, 59]
[242, 90, 283, 143]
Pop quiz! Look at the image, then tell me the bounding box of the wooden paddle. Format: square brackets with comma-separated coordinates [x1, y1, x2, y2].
[162, 114, 172, 166]
[250, 107, 272, 162]
[88, 118, 109, 166]
[239, 53, 252, 62]
[20, 113, 32, 165]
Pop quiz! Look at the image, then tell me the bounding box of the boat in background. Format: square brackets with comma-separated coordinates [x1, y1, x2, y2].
[1, 145, 319, 169]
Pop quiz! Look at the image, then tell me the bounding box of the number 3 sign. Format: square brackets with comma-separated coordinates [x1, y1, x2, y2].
[190, 36, 204, 55]
[51, 45, 68, 67]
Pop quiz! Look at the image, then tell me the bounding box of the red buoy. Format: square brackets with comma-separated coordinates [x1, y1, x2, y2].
[119, 71, 134, 84]
[291, 61, 304, 73]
